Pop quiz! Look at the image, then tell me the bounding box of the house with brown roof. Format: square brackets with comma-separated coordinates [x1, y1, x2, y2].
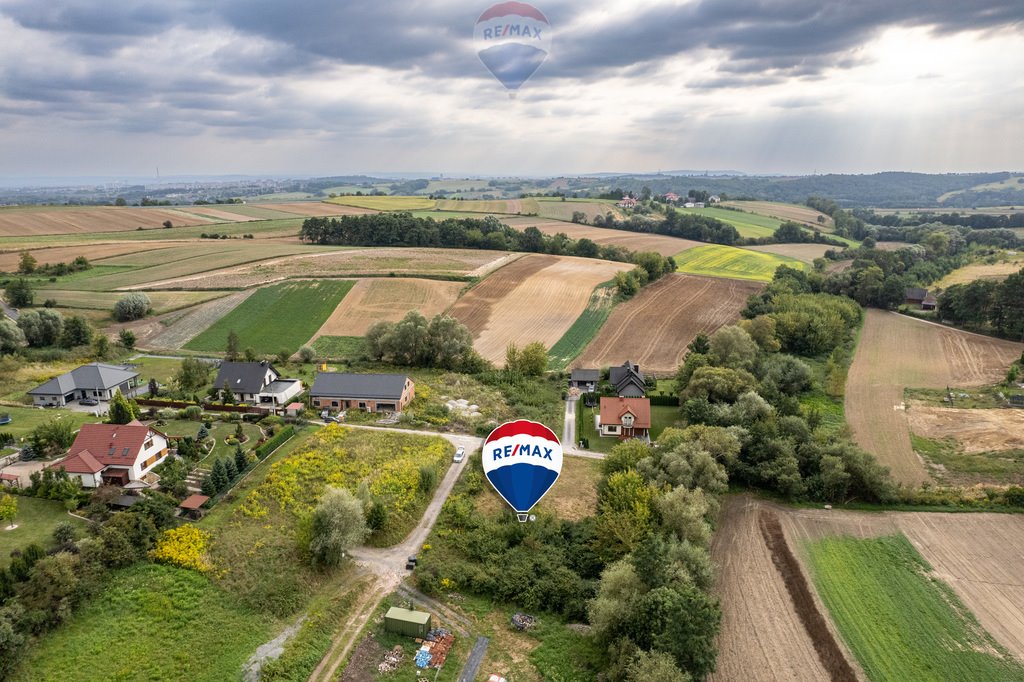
[617, 196, 638, 208]
[598, 397, 651, 441]
[49, 421, 169, 488]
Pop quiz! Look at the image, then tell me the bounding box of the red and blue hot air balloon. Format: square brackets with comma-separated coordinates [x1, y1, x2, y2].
[482, 419, 563, 521]
[474, 2, 552, 92]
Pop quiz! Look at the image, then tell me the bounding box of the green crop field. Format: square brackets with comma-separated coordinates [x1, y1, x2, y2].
[11, 563, 280, 682]
[547, 283, 617, 370]
[184, 280, 355, 355]
[311, 334, 366, 359]
[0, 497, 87, 569]
[677, 206, 782, 238]
[325, 195, 436, 211]
[674, 244, 806, 282]
[806, 534, 1024, 682]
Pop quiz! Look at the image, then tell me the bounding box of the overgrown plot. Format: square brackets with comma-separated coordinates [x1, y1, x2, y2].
[184, 280, 355, 354]
[674, 244, 807, 282]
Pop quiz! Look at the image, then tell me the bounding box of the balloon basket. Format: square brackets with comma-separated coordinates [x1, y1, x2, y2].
[516, 513, 529, 523]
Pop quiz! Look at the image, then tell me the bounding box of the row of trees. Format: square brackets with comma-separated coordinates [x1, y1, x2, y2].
[613, 251, 677, 297]
[299, 214, 635, 263]
[13, 253, 91, 277]
[937, 270, 1024, 339]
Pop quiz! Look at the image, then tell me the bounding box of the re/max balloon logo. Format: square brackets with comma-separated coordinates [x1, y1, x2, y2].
[482, 419, 562, 521]
[479, 23, 544, 41]
[474, 2, 551, 92]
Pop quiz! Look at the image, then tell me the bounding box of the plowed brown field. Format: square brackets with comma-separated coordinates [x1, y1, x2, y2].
[501, 217, 702, 258]
[746, 243, 834, 263]
[0, 206, 220, 236]
[711, 496, 854, 682]
[312, 278, 464, 337]
[575, 274, 762, 375]
[252, 202, 377, 217]
[0, 242, 179, 271]
[449, 254, 628, 365]
[845, 310, 1022, 485]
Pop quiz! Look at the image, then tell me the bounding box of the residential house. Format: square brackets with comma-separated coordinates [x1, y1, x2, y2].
[664, 192, 680, 203]
[617, 196, 638, 208]
[569, 368, 600, 393]
[694, 202, 705, 208]
[310, 373, 415, 413]
[598, 397, 651, 440]
[608, 361, 646, 398]
[50, 421, 169, 488]
[922, 293, 938, 311]
[212, 361, 303, 408]
[708, 195, 721, 203]
[905, 287, 928, 307]
[28, 362, 140, 407]
[684, 201, 695, 208]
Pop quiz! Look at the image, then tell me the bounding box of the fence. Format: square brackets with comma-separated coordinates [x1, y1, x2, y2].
[136, 398, 265, 415]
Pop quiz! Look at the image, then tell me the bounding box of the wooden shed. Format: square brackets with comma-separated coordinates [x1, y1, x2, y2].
[384, 607, 431, 638]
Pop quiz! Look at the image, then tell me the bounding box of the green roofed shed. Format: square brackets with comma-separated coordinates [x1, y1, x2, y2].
[384, 606, 431, 638]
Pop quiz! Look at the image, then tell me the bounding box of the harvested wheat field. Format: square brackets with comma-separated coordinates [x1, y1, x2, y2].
[143, 248, 507, 290]
[711, 495, 858, 682]
[535, 199, 627, 223]
[722, 200, 833, 229]
[937, 261, 1022, 287]
[845, 310, 1022, 485]
[145, 290, 258, 349]
[449, 254, 628, 365]
[501, 216, 702, 258]
[907, 405, 1024, 454]
[780, 501, 1024, 664]
[576, 274, 762, 375]
[251, 202, 377, 217]
[0, 206, 224, 236]
[746, 243, 834, 263]
[0, 242, 179, 271]
[312, 278, 464, 338]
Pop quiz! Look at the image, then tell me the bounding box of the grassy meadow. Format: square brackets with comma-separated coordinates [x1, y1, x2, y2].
[806, 534, 1024, 682]
[184, 280, 355, 355]
[310, 335, 366, 360]
[325, 195, 436, 211]
[0, 497, 87, 569]
[676, 206, 782, 238]
[674, 244, 807, 282]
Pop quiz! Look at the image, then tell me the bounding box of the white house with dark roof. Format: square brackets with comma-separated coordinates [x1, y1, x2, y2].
[212, 361, 303, 407]
[310, 373, 415, 413]
[28, 362, 140, 407]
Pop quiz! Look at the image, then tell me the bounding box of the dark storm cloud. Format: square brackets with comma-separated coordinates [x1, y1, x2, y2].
[1, 0, 193, 36]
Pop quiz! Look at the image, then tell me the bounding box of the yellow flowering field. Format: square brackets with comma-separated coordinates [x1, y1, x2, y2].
[150, 525, 212, 573]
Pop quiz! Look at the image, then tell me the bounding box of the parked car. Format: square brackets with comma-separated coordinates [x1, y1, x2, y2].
[453, 446, 466, 463]
[79, 398, 99, 406]
[405, 555, 418, 570]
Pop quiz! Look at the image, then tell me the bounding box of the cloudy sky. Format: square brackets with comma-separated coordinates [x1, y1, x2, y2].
[0, 0, 1022, 178]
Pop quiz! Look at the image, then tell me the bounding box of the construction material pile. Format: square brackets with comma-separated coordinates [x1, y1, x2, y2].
[377, 645, 404, 674]
[414, 629, 456, 669]
[511, 612, 536, 631]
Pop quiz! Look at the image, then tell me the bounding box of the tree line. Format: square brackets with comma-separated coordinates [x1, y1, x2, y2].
[938, 269, 1024, 340]
[299, 213, 635, 263]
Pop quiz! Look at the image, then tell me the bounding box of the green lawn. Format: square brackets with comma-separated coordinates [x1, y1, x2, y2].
[155, 419, 264, 471]
[127, 356, 185, 388]
[0, 497, 86, 568]
[12, 563, 281, 682]
[311, 335, 366, 360]
[677, 206, 782, 238]
[674, 244, 807, 282]
[548, 283, 617, 371]
[806, 534, 1024, 682]
[649, 404, 682, 439]
[0, 406, 97, 439]
[184, 280, 355, 355]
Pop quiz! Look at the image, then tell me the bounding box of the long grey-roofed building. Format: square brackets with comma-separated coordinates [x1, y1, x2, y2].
[310, 372, 415, 413]
[28, 362, 140, 407]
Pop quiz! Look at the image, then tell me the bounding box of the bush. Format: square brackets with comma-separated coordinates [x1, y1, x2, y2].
[150, 525, 212, 572]
[112, 293, 151, 322]
[184, 405, 203, 421]
[307, 487, 368, 568]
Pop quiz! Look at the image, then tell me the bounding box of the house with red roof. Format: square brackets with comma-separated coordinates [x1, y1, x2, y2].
[49, 421, 169, 488]
[664, 192, 680, 203]
[617, 196, 638, 209]
[598, 397, 651, 441]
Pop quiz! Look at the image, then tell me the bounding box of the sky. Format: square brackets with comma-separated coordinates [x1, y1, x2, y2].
[0, 0, 1022, 178]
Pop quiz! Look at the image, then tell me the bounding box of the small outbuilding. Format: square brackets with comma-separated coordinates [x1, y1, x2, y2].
[178, 494, 210, 520]
[384, 607, 432, 638]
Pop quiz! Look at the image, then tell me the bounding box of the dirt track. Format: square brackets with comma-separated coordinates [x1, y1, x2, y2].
[576, 274, 762, 375]
[845, 310, 1022, 485]
[449, 254, 628, 365]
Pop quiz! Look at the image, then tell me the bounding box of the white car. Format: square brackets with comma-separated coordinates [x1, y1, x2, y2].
[453, 446, 466, 463]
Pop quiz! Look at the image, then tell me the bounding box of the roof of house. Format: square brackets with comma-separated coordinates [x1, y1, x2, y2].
[905, 287, 928, 301]
[53, 449, 105, 474]
[285, 402, 304, 410]
[213, 361, 279, 394]
[609, 361, 645, 396]
[311, 373, 410, 400]
[0, 473, 20, 481]
[64, 421, 165, 468]
[570, 368, 600, 382]
[28, 362, 139, 396]
[599, 397, 652, 429]
[922, 293, 938, 305]
[179, 494, 210, 510]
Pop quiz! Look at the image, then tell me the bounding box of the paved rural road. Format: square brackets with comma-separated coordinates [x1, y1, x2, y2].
[563, 396, 577, 448]
[0, 297, 18, 321]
